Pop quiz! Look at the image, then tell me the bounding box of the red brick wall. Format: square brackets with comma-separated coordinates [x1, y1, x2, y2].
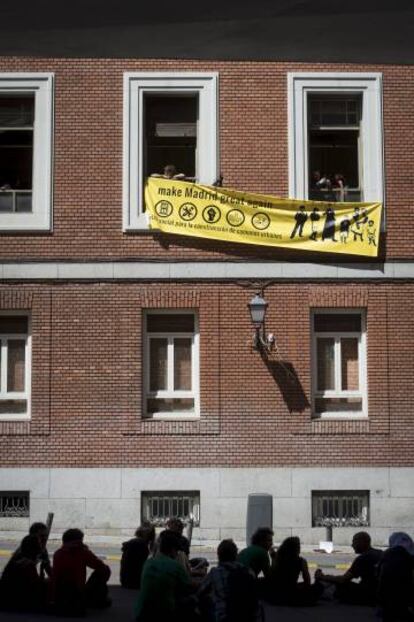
[1, 282, 413, 468]
[0, 57, 411, 260]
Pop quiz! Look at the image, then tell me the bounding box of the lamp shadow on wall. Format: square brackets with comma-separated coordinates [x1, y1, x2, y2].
[262, 356, 310, 413]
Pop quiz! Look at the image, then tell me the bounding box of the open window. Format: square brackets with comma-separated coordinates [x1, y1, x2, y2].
[123, 73, 218, 230]
[288, 73, 384, 209]
[0, 74, 53, 231]
[308, 94, 362, 202]
[0, 314, 31, 420]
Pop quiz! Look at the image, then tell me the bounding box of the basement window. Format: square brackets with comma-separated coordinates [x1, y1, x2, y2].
[0, 491, 30, 517]
[312, 490, 369, 527]
[141, 491, 200, 527]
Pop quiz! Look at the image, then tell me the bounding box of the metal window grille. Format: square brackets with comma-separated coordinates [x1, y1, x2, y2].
[0, 491, 29, 517]
[142, 491, 200, 527]
[312, 490, 369, 528]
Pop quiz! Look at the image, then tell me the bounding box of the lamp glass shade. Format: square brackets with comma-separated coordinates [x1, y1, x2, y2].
[248, 293, 268, 326]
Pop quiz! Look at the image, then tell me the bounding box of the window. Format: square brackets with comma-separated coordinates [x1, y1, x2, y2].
[0, 74, 53, 231]
[141, 491, 200, 527]
[311, 310, 366, 418]
[0, 314, 31, 419]
[0, 491, 30, 517]
[123, 72, 218, 230]
[312, 490, 369, 527]
[144, 311, 199, 418]
[288, 73, 384, 207]
[308, 95, 362, 202]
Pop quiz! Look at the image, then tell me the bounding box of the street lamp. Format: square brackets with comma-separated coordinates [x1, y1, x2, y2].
[247, 293, 275, 353]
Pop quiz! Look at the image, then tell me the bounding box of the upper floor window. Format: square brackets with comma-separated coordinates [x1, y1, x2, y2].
[123, 73, 218, 230]
[0, 74, 53, 231]
[0, 314, 31, 420]
[311, 310, 367, 419]
[288, 73, 384, 209]
[143, 311, 199, 419]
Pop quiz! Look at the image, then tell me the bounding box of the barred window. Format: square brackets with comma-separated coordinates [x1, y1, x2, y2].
[312, 490, 369, 527]
[141, 491, 200, 527]
[0, 491, 29, 517]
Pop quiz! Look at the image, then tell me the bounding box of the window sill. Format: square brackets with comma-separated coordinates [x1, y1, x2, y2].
[143, 414, 200, 421]
[0, 414, 30, 422]
[313, 413, 368, 421]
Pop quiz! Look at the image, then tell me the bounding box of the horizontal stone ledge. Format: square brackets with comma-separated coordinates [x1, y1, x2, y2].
[0, 261, 413, 281]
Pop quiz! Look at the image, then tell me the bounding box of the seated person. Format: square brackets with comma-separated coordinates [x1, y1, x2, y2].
[135, 530, 196, 622]
[164, 517, 208, 578]
[198, 538, 260, 622]
[237, 527, 273, 578]
[52, 528, 111, 616]
[151, 164, 195, 181]
[265, 536, 322, 606]
[0, 534, 49, 612]
[315, 531, 383, 605]
[8, 521, 52, 579]
[377, 532, 414, 621]
[120, 522, 155, 589]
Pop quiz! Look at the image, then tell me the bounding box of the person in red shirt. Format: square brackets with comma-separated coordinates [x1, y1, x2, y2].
[52, 528, 111, 616]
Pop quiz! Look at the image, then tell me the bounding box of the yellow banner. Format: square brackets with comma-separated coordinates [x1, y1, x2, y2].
[145, 178, 382, 257]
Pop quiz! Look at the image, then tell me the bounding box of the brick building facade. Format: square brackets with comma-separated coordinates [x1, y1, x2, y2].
[0, 52, 413, 545]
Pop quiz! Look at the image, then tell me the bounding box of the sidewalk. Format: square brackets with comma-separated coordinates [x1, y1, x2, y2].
[0, 586, 378, 622]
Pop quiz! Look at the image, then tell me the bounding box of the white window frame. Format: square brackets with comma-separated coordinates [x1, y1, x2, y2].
[311, 309, 367, 420]
[143, 310, 200, 420]
[0, 73, 54, 231]
[123, 72, 219, 231]
[288, 73, 384, 209]
[0, 311, 31, 421]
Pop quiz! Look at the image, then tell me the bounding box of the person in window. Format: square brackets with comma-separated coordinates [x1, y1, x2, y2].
[120, 522, 156, 589]
[321, 207, 337, 241]
[52, 528, 111, 616]
[377, 532, 414, 622]
[0, 534, 49, 613]
[290, 205, 308, 239]
[151, 164, 195, 182]
[332, 173, 347, 202]
[265, 536, 323, 606]
[315, 531, 383, 605]
[198, 539, 261, 622]
[135, 530, 197, 622]
[237, 527, 273, 579]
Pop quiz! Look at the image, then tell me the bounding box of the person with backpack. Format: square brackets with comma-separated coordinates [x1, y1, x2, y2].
[198, 539, 261, 622]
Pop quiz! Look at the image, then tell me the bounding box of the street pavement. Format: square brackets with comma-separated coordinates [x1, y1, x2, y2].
[0, 585, 378, 621]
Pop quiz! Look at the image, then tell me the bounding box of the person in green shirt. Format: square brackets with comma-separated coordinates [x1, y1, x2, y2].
[237, 527, 274, 578]
[135, 530, 195, 622]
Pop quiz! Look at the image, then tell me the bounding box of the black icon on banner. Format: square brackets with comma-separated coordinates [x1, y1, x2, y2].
[179, 203, 198, 221]
[202, 205, 221, 224]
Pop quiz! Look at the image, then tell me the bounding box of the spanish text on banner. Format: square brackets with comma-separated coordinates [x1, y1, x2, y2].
[145, 178, 382, 257]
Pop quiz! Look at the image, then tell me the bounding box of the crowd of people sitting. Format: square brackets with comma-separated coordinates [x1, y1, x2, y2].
[0, 519, 413, 621]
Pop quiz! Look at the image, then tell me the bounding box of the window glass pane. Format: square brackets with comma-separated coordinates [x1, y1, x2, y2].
[0, 400, 27, 414]
[341, 337, 359, 390]
[0, 316, 28, 334]
[147, 313, 194, 333]
[0, 95, 34, 128]
[317, 338, 335, 391]
[174, 338, 192, 390]
[7, 340, 25, 392]
[315, 397, 363, 415]
[15, 193, 32, 213]
[144, 94, 198, 179]
[0, 130, 33, 191]
[314, 313, 361, 332]
[147, 397, 194, 415]
[149, 338, 168, 391]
